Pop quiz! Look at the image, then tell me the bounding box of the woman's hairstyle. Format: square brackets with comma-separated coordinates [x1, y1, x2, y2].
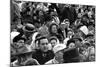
[66, 39, 75, 47]
[49, 23, 59, 33]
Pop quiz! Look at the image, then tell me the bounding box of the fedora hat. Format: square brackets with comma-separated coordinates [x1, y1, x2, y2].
[23, 23, 36, 32]
[63, 47, 80, 63]
[11, 44, 34, 56]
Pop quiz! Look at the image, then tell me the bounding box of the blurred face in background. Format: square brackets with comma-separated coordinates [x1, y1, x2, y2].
[15, 40, 25, 48]
[50, 39, 57, 48]
[75, 39, 82, 47]
[88, 25, 95, 34]
[51, 25, 58, 33]
[39, 38, 49, 52]
[64, 21, 70, 28]
[39, 11, 44, 16]
[67, 31, 73, 38]
[55, 50, 64, 63]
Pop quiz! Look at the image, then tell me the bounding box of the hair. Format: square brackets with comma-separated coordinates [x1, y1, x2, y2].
[66, 39, 75, 47]
[13, 36, 26, 43]
[37, 36, 48, 45]
[49, 23, 58, 34]
[49, 36, 58, 42]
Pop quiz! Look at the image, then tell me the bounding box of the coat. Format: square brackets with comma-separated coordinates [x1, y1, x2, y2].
[32, 49, 54, 65]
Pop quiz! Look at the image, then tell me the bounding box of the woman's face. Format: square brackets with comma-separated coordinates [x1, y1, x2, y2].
[67, 31, 73, 37]
[51, 25, 57, 33]
[50, 39, 57, 48]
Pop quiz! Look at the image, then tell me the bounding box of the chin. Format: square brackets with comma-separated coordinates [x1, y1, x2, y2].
[43, 50, 48, 52]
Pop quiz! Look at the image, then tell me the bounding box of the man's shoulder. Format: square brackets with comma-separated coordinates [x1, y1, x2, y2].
[47, 50, 54, 54]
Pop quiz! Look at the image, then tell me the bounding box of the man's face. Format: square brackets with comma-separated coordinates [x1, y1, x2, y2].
[51, 25, 57, 33]
[39, 38, 49, 52]
[65, 21, 70, 28]
[75, 40, 82, 47]
[68, 43, 75, 48]
[50, 39, 57, 48]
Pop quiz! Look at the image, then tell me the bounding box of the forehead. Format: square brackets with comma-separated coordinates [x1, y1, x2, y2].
[69, 42, 75, 45]
[50, 39, 57, 42]
[40, 38, 48, 43]
[17, 40, 24, 42]
[68, 31, 73, 33]
[52, 25, 57, 28]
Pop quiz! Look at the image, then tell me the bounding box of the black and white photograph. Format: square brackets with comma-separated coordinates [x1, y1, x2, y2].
[10, 0, 95, 66]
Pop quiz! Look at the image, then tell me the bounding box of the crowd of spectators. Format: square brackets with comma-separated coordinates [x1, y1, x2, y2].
[11, 0, 95, 66]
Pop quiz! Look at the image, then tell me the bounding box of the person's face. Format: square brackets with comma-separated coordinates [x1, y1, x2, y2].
[16, 40, 25, 48]
[51, 25, 57, 33]
[75, 40, 82, 47]
[78, 30, 83, 37]
[65, 21, 70, 28]
[50, 39, 57, 48]
[68, 43, 75, 48]
[89, 54, 95, 61]
[67, 31, 73, 37]
[39, 38, 49, 52]
[55, 50, 64, 63]
[39, 11, 43, 16]
[88, 26, 95, 34]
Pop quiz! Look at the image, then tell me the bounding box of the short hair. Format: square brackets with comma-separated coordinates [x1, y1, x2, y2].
[36, 36, 48, 45]
[13, 36, 26, 43]
[67, 39, 75, 47]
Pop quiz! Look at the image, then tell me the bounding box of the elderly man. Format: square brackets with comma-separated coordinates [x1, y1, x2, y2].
[45, 44, 66, 64]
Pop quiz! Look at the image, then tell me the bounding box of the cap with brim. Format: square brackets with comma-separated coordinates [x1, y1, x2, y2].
[23, 23, 36, 32]
[12, 45, 34, 56]
[85, 34, 94, 38]
[72, 38, 82, 42]
[53, 44, 66, 53]
[63, 47, 80, 61]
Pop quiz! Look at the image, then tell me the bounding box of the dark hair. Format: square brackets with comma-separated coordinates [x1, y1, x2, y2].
[66, 39, 75, 47]
[49, 36, 58, 42]
[13, 37, 26, 43]
[37, 36, 48, 45]
[34, 33, 41, 44]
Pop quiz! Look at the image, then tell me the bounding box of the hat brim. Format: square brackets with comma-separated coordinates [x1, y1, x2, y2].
[12, 51, 33, 56]
[23, 26, 36, 32]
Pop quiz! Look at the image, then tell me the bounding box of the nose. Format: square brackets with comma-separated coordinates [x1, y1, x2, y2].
[44, 44, 47, 47]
